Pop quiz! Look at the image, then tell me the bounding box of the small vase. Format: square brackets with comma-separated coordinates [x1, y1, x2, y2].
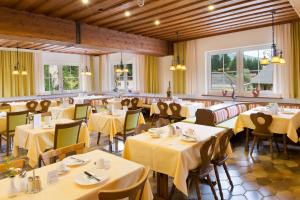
[8, 177, 18, 198]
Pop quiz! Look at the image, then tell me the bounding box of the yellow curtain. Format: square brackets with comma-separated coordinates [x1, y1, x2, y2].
[291, 21, 300, 98]
[0, 50, 35, 97]
[89, 56, 95, 92]
[144, 55, 159, 93]
[173, 42, 186, 94]
[98, 56, 102, 92]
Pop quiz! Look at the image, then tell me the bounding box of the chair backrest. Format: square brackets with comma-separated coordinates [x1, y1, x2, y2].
[0, 103, 11, 112]
[0, 159, 25, 173]
[74, 103, 89, 120]
[68, 97, 74, 104]
[26, 101, 38, 113]
[131, 98, 139, 110]
[54, 120, 82, 149]
[155, 118, 169, 128]
[40, 100, 51, 112]
[135, 124, 150, 134]
[250, 112, 273, 134]
[157, 102, 169, 117]
[7, 111, 28, 133]
[98, 166, 150, 200]
[214, 129, 233, 160]
[102, 99, 108, 106]
[169, 103, 182, 117]
[199, 136, 217, 171]
[124, 109, 141, 133]
[121, 99, 130, 107]
[39, 143, 85, 167]
[195, 109, 215, 126]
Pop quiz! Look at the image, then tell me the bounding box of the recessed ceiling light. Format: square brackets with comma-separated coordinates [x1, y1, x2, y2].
[82, 0, 89, 4]
[154, 20, 160, 26]
[208, 5, 215, 11]
[124, 11, 131, 17]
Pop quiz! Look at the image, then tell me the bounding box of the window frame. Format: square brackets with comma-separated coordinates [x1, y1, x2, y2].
[207, 44, 278, 97]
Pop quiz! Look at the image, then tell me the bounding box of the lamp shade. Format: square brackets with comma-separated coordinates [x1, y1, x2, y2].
[260, 57, 270, 65]
[169, 65, 176, 71]
[271, 56, 280, 64]
[21, 70, 28, 75]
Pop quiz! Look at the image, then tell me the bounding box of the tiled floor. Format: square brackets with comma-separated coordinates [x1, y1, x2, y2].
[1, 130, 300, 200]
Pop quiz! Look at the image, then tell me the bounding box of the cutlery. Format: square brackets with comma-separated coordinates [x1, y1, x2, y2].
[182, 134, 196, 139]
[84, 171, 101, 182]
[19, 170, 27, 178]
[69, 156, 85, 163]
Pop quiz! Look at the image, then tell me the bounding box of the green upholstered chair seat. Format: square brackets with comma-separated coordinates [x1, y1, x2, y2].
[216, 117, 238, 130]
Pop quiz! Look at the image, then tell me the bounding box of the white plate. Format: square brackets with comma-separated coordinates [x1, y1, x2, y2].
[58, 166, 70, 175]
[75, 170, 109, 186]
[64, 155, 90, 166]
[181, 136, 197, 142]
[281, 111, 295, 115]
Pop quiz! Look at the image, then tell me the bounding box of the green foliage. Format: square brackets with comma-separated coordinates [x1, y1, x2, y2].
[63, 65, 79, 90]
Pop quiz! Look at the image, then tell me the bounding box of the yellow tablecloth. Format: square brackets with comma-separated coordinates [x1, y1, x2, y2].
[150, 101, 205, 118]
[9, 100, 58, 112]
[88, 111, 145, 141]
[0, 150, 153, 200]
[123, 122, 228, 196]
[49, 105, 91, 120]
[234, 107, 300, 143]
[0, 117, 5, 133]
[13, 119, 90, 167]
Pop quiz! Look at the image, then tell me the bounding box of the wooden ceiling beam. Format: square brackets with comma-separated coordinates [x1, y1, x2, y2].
[0, 7, 171, 56]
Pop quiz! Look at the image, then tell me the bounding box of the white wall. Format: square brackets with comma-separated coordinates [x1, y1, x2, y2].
[190, 26, 272, 95]
[158, 56, 173, 93]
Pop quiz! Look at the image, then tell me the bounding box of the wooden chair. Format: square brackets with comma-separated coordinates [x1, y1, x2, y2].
[40, 100, 51, 113]
[0, 159, 25, 173]
[102, 99, 108, 106]
[0, 111, 28, 156]
[155, 118, 170, 128]
[98, 166, 150, 200]
[130, 98, 139, 110]
[135, 124, 150, 134]
[212, 130, 234, 200]
[39, 143, 85, 167]
[169, 102, 184, 122]
[121, 99, 130, 107]
[169, 136, 218, 200]
[68, 97, 74, 104]
[54, 120, 82, 149]
[74, 103, 89, 122]
[195, 109, 215, 126]
[26, 101, 38, 113]
[111, 109, 141, 152]
[0, 103, 11, 112]
[157, 102, 169, 119]
[250, 112, 278, 158]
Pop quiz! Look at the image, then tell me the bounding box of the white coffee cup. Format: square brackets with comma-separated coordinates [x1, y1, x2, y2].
[186, 128, 194, 136]
[96, 158, 105, 169]
[57, 162, 67, 172]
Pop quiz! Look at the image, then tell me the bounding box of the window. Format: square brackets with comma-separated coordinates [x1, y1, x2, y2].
[208, 46, 274, 96]
[113, 63, 134, 91]
[43, 65, 80, 93]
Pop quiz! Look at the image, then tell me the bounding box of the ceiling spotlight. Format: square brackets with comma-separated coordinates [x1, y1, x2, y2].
[124, 11, 131, 17]
[208, 5, 215, 11]
[154, 20, 160, 26]
[137, 0, 145, 7]
[82, 0, 89, 4]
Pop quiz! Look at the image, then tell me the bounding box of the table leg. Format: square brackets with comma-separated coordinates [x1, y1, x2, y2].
[283, 135, 289, 159]
[157, 172, 169, 200]
[245, 128, 250, 152]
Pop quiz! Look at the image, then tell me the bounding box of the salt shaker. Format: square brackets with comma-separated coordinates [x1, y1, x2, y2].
[27, 177, 33, 193]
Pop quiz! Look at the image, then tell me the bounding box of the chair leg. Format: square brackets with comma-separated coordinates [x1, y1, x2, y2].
[0, 136, 2, 152]
[213, 164, 224, 200]
[245, 128, 250, 151]
[207, 175, 218, 200]
[223, 163, 233, 188]
[274, 136, 280, 153]
[256, 139, 260, 151]
[109, 140, 112, 152]
[250, 136, 258, 156]
[168, 184, 175, 200]
[97, 132, 101, 145]
[283, 135, 289, 159]
[269, 137, 273, 159]
[194, 178, 202, 200]
[6, 136, 10, 156]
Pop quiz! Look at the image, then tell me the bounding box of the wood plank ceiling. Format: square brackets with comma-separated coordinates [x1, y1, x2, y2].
[0, 0, 298, 55]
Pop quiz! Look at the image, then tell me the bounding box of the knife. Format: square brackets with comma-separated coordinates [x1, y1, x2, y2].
[84, 171, 101, 182]
[69, 156, 85, 163]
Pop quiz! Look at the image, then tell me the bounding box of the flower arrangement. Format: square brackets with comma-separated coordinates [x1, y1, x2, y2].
[2, 157, 21, 178]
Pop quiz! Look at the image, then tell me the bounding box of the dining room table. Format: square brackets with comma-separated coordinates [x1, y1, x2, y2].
[234, 106, 300, 156]
[123, 122, 229, 199]
[106, 98, 144, 110]
[149, 100, 205, 118]
[49, 104, 91, 120]
[13, 119, 90, 168]
[0, 150, 153, 200]
[88, 109, 145, 142]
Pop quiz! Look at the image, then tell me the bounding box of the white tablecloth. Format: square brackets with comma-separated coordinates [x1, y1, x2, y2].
[73, 95, 107, 104]
[0, 150, 153, 200]
[13, 119, 90, 167]
[234, 107, 300, 143]
[123, 122, 228, 196]
[150, 101, 204, 118]
[49, 105, 91, 120]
